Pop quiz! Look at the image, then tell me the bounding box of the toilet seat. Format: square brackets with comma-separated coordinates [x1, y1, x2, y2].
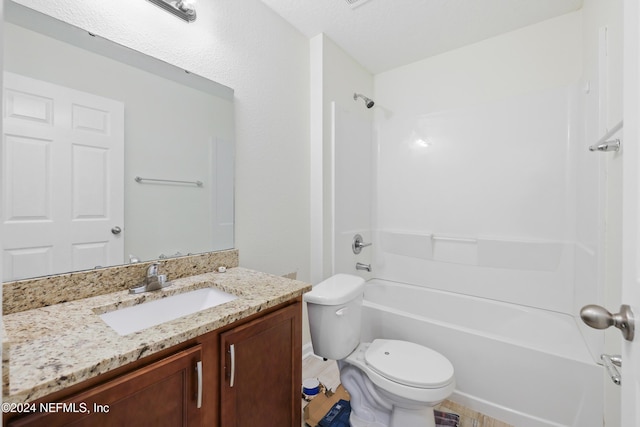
[365, 339, 454, 389]
[343, 340, 455, 404]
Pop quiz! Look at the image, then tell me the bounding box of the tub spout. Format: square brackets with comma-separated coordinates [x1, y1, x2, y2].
[356, 262, 371, 272]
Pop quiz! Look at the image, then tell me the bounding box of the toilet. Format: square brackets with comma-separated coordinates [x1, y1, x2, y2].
[304, 274, 455, 427]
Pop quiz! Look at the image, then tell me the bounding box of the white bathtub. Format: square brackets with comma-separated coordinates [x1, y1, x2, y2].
[359, 279, 603, 427]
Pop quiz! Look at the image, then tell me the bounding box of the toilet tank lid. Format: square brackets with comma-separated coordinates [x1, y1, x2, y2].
[304, 274, 365, 305]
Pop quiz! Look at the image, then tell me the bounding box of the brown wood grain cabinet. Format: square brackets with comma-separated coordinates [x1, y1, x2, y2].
[8, 345, 203, 427]
[220, 302, 302, 427]
[5, 298, 302, 427]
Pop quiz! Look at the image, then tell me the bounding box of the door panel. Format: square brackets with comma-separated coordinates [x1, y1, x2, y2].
[2, 72, 124, 280]
[622, 0, 640, 423]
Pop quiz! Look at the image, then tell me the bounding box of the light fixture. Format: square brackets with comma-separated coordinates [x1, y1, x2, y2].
[147, 0, 196, 22]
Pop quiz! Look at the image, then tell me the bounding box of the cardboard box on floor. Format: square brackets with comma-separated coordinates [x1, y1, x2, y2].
[303, 385, 351, 427]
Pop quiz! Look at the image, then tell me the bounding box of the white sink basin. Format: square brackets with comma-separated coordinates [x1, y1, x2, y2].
[99, 287, 238, 335]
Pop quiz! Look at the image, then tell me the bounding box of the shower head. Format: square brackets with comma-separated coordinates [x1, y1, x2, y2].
[353, 93, 375, 108]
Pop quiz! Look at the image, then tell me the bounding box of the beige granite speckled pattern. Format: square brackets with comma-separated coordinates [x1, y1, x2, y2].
[2, 322, 9, 397]
[3, 249, 239, 315]
[3, 267, 311, 404]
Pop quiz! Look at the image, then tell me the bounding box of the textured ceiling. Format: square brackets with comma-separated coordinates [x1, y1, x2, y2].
[260, 0, 584, 74]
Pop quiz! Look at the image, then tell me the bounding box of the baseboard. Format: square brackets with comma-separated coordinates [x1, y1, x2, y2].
[302, 342, 314, 359]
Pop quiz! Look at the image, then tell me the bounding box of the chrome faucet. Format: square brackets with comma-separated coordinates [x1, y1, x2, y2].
[129, 262, 170, 294]
[356, 262, 371, 272]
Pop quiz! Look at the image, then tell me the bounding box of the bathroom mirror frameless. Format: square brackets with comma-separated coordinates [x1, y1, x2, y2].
[1, 2, 235, 281]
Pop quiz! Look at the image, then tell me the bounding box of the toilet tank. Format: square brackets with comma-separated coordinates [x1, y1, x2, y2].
[304, 274, 365, 360]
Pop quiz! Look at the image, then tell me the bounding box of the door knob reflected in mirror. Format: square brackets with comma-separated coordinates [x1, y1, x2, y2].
[580, 304, 635, 341]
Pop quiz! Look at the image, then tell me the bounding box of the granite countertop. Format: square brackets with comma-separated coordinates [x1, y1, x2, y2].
[2, 267, 311, 404]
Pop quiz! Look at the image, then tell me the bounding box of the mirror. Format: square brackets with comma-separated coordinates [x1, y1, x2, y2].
[2, 3, 235, 281]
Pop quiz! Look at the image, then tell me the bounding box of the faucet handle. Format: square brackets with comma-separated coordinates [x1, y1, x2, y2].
[129, 263, 169, 294]
[147, 262, 160, 277]
[352, 234, 372, 254]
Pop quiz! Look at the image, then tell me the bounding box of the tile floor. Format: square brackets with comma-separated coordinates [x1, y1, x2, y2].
[301, 355, 513, 427]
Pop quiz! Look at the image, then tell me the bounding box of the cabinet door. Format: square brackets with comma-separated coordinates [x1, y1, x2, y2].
[220, 303, 302, 427]
[9, 345, 203, 427]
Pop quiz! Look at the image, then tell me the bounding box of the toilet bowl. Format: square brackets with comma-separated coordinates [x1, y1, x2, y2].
[304, 274, 455, 427]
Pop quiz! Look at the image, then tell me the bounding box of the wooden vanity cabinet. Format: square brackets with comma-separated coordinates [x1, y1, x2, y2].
[220, 301, 302, 427]
[8, 345, 203, 427]
[5, 298, 302, 427]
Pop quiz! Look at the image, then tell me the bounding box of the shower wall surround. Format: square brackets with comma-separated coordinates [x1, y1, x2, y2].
[374, 86, 581, 313]
[372, 11, 586, 314]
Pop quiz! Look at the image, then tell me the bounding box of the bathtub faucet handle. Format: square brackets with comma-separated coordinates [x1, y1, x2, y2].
[352, 234, 372, 254]
[601, 354, 622, 385]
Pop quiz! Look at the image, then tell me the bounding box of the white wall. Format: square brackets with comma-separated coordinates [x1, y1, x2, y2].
[309, 34, 374, 283]
[306, 34, 374, 351]
[373, 12, 583, 312]
[332, 105, 373, 276]
[375, 12, 582, 114]
[371, 6, 624, 423]
[9, 0, 312, 281]
[579, 1, 624, 425]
